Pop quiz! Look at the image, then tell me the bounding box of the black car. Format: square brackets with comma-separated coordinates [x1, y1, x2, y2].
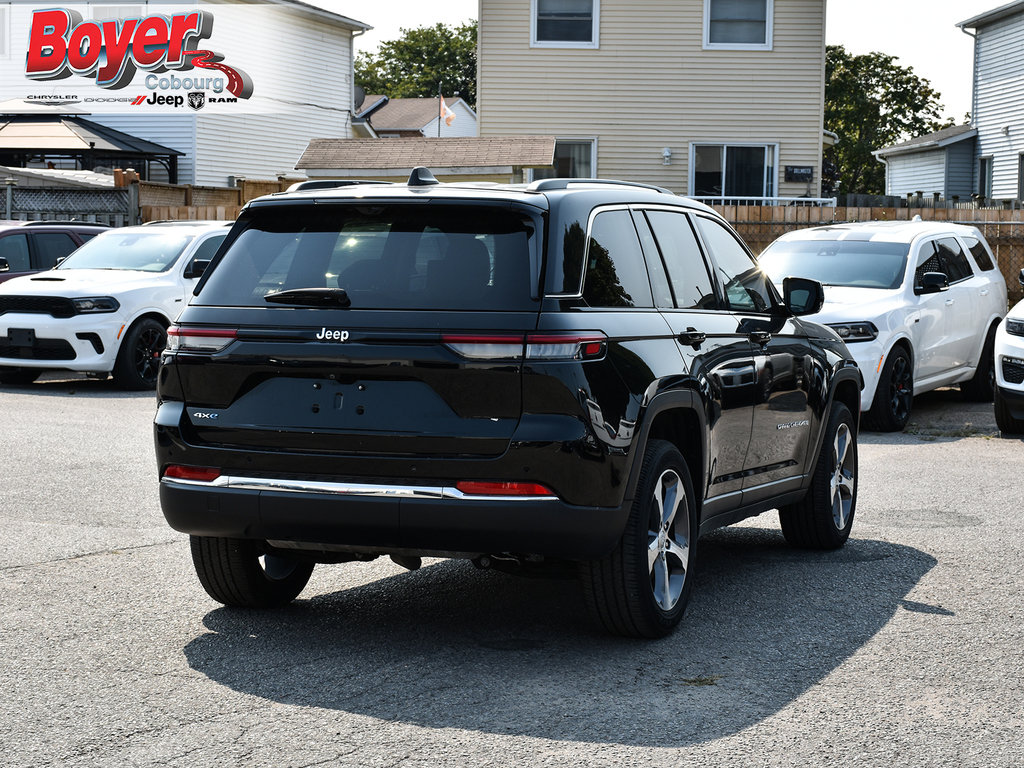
[0, 221, 109, 283]
[155, 170, 862, 638]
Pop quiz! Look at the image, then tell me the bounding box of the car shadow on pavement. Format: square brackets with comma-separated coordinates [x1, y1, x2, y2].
[0, 375, 155, 400]
[183, 526, 936, 748]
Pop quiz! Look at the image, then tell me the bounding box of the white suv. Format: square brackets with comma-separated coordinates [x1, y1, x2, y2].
[0, 221, 229, 389]
[994, 270, 1024, 433]
[760, 221, 1007, 431]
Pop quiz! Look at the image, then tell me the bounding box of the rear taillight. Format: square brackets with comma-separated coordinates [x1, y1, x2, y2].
[163, 464, 221, 482]
[166, 326, 237, 352]
[441, 332, 606, 361]
[455, 480, 556, 497]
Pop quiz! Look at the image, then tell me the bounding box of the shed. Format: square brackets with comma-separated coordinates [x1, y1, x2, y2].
[873, 124, 977, 199]
[296, 136, 556, 183]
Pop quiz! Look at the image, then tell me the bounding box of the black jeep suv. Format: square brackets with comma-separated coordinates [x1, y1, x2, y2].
[155, 171, 862, 638]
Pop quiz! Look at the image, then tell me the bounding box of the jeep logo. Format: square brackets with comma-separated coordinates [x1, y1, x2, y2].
[316, 328, 350, 342]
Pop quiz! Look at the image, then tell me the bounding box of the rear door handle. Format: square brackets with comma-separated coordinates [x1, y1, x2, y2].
[750, 330, 771, 345]
[945, 299, 955, 306]
[980, 289, 990, 296]
[677, 328, 706, 348]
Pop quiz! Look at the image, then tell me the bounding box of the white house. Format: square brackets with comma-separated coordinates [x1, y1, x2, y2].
[0, 1, 369, 185]
[354, 95, 479, 139]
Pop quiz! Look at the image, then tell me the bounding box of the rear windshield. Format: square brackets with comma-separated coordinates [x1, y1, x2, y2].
[195, 204, 539, 311]
[759, 239, 910, 290]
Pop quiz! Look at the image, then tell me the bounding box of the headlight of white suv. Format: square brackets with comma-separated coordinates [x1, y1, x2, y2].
[72, 297, 120, 314]
[827, 322, 879, 342]
[1006, 319, 1024, 337]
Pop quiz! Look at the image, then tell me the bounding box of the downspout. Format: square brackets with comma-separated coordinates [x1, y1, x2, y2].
[350, 28, 367, 137]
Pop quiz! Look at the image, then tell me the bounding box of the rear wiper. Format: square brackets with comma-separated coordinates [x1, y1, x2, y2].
[264, 287, 351, 308]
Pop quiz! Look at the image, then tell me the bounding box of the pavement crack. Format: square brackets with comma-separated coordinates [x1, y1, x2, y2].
[0, 539, 181, 572]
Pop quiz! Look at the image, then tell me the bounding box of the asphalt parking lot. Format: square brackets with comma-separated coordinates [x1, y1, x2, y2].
[1, 376, 1022, 767]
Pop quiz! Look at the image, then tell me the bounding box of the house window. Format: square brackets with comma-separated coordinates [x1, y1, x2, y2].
[531, 0, 599, 48]
[979, 156, 993, 199]
[704, 0, 773, 50]
[691, 144, 776, 199]
[532, 139, 596, 180]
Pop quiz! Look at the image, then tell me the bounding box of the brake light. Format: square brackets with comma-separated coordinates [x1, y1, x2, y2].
[163, 464, 221, 482]
[455, 480, 556, 497]
[166, 326, 237, 352]
[441, 332, 606, 361]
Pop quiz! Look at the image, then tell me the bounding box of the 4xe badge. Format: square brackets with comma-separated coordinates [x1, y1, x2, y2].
[188, 92, 206, 111]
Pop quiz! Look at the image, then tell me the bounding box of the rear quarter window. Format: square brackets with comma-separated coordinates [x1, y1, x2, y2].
[962, 236, 996, 271]
[195, 204, 539, 312]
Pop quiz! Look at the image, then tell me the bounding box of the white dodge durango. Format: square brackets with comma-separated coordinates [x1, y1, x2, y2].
[760, 221, 1007, 431]
[0, 221, 229, 389]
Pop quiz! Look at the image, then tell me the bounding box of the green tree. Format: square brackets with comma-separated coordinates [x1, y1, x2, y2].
[355, 21, 477, 108]
[825, 44, 953, 196]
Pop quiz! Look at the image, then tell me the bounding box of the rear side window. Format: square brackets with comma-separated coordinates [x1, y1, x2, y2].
[30, 232, 78, 270]
[582, 210, 654, 308]
[0, 234, 30, 272]
[962, 236, 996, 271]
[196, 205, 538, 312]
[645, 211, 718, 309]
[935, 238, 973, 283]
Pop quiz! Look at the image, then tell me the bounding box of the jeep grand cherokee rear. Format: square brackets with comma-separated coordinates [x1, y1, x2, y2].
[156, 172, 862, 638]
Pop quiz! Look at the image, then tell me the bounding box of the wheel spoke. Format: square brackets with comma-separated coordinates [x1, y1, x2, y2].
[647, 535, 661, 572]
[658, 554, 672, 609]
[661, 475, 681, 529]
[834, 426, 848, 467]
[666, 537, 689, 568]
[838, 470, 855, 498]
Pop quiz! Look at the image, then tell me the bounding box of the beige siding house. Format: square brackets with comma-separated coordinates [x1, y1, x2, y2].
[478, 0, 827, 199]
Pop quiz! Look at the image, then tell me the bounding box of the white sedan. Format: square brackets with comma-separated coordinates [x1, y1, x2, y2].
[0, 221, 229, 389]
[759, 220, 1007, 431]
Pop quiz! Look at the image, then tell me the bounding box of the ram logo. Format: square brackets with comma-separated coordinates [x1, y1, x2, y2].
[192, 412, 219, 420]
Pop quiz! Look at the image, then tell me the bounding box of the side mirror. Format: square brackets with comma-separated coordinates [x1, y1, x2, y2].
[782, 276, 824, 316]
[55, 255, 67, 266]
[0, 257, 8, 273]
[915, 271, 949, 295]
[185, 259, 211, 279]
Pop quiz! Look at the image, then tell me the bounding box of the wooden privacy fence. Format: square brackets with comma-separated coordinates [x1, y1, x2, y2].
[713, 205, 1024, 306]
[111, 170, 293, 223]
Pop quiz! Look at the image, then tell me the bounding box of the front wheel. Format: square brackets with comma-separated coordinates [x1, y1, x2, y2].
[864, 346, 912, 431]
[779, 402, 857, 549]
[580, 440, 697, 638]
[190, 536, 314, 608]
[113, 318, 166, 390]
[995, 388, 1024, 435]
[961, 324, 997, 402]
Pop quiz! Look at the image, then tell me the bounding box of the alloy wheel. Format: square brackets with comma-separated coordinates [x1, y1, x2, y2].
[889, 355, 912, 423]
[829, 423, 856, 530]
[647, 469, 690, 611]
[134, 326, 166, 384]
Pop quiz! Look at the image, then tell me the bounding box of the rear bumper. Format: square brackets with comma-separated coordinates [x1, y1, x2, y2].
[160, 477, 630, 559]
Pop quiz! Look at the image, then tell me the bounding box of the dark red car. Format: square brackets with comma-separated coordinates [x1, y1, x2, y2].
[0, 221, 110, 283]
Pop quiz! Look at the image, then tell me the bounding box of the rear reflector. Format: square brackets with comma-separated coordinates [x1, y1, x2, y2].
[442, 332, 606, 361]
[455, 480, 555, 497]
[166, 326, 237, 352]
[163, 465, 221, 482]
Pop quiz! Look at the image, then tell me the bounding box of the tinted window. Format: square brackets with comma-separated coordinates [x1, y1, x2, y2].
[0, 234, 30, 273]
[30, 232, 78, 270]
[759, 239, 909, 290]
[962, 236, 996, 271]
[583, 210, 653, 308]
[915, 242, 944, 288]
[196, 205, 537, 312]
[935, 237, 973, 283]
[632, 212, 673, 308]
[646, 211, 718, 309]
[694, 216, 773, 312]
[189, 234, 227, 264]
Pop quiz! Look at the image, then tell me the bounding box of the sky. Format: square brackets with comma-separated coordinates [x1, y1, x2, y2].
[322, 0, 996, 124]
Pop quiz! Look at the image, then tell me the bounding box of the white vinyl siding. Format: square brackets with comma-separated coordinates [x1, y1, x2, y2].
[479, 0, 824, 196]
[423, 101, 480, 138]
[89, 114, 196, 182]
[883, 150, 946, 197]
[704, 0, 773, 51]
[531, 0, 600, 48]
[972, 12, 1024, 199]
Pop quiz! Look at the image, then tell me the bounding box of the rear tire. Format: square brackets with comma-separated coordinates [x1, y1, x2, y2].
[864, 346, 912, 432]
[779, 402, 857, 549]
[995, 388, 1024, 435]
[0, 367, 40, 385]
[190, 536, 314, 608]
[580, 440, 697, 638]
[961, 324, 997, 402]
[113, 318, 166, 390]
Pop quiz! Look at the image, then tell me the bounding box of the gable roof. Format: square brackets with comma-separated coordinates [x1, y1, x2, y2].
[274, 0, 371, 31]
[958, 0, 1024, 29]
[0, 115, 183, 156]
[296, 136, 556, 171]
[873, 124, 977, 158]
[356, 96, 475, 132]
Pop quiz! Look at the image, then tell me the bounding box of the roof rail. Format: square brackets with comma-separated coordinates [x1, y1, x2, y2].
[141, 220, 231, 226]
[527, 178, 674, 195]
[16, 220, 110, 227]
[285, 179, 395, 192]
